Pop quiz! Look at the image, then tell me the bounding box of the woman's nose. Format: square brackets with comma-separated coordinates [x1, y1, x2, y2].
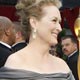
[56, 23, 62, 33]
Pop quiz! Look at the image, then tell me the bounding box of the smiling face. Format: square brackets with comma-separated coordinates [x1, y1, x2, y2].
[34, 5, 62, 46]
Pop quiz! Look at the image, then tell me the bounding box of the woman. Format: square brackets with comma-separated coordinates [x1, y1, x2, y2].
[0, 0, 75, 80]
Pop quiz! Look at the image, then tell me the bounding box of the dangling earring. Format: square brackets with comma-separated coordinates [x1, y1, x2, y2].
[32, 28, 37, 39]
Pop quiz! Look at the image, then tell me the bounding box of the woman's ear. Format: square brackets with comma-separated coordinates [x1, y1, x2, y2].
[29, 17, 37, 29]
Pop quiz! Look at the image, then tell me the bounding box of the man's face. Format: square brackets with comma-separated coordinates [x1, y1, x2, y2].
[61, 38, 77, 56]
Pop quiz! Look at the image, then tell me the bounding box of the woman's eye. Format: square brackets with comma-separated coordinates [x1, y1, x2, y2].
[52, 19, 57, 22]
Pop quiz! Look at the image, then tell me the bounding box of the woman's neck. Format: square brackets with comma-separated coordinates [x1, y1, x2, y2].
[24, 38, 51, 62]
[29, 38, 50, 54]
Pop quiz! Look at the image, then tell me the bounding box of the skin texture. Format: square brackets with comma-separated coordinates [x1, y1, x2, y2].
[5, 5, 70, 74]
[31, 5, 62, 46]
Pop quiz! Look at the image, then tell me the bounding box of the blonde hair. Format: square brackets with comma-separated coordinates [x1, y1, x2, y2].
[16, 0, 62, 38]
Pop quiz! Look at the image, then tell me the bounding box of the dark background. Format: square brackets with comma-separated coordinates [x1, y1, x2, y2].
[0, 0, 80, 37]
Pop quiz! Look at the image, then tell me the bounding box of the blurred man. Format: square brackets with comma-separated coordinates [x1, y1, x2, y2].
[61, 35, 79, 80]
[0, 16, 16, 67]
[12, 22, 27, 52]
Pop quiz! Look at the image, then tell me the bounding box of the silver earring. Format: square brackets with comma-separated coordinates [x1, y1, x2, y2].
[32, 28, 37, 39]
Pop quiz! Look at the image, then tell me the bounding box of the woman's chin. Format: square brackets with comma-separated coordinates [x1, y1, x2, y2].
[50, 40, 58, 46]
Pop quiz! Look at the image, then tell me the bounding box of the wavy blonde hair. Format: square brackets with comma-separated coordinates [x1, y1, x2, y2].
[16, 0, 62, 39]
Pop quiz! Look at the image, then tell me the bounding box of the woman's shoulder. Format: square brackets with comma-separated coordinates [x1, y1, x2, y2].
[52, 55, 67, 65]
[51, 56, 70, 73]
[4, 50, 24, 68]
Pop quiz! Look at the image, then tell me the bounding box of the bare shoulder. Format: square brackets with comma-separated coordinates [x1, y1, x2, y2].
[4, 51, 23, 68]
[51, 56, 70, 73]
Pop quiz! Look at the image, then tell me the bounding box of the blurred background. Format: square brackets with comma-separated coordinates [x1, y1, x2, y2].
[0, 0, 80, 37]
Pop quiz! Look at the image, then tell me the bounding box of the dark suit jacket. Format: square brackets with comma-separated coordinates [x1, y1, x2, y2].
[12, 42, 27, 53]
[0, 43, 13, 68]
[66, 50, 79, 80]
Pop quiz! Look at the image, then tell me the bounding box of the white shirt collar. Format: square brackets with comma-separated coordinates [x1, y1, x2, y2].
[12, 40, 26, 47]
[0, 41, 11, 49]
[68, 50, 78, 58]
